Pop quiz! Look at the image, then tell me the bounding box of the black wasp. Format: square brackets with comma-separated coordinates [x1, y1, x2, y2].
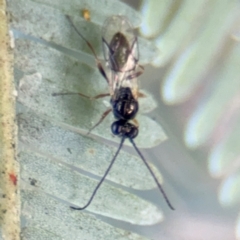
[54, 15, 174, 210]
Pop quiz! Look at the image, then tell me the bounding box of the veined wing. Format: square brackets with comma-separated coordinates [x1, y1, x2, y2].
[102, 15, 139, 74]
[102, 15, 139, 99]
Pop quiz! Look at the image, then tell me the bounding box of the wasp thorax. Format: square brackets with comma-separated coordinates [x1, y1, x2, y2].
[111, 120, 138, 139]
[111, 87, 138, 120]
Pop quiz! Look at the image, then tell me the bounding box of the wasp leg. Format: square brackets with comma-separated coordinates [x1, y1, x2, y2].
[52, 92, 110, 100]
[126, 70, 142, 80]
[132, 118, 139, 128]
[137, 91, 146, 98]
[66, 15, 110, 84]
[87, 108, 112, 134]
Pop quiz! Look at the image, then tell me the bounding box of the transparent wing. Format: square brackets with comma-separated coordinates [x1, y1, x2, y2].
[102, 15, 139, 73]
[102, 15, 139, 98]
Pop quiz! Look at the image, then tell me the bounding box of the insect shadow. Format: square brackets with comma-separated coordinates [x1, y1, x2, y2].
[53, 15, 174, 211]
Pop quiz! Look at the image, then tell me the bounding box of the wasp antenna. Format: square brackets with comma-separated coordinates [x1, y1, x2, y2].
[129, 138, 175, 210]
[70, 138, 125, 210]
